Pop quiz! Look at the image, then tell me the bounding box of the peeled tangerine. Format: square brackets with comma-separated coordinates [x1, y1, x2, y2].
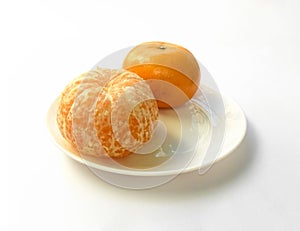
[56, 67, 159, 158]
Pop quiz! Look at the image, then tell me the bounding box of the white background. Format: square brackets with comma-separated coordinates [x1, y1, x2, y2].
[3, 0, 300, 230]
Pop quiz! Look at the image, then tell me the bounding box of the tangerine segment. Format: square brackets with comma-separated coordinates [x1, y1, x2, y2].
[94, 71, 158, 158]
[57, 68, 158, 158]
[123, 41, 200, 108]
[71, 69, 123, 157]
[56, 72, 96, 147]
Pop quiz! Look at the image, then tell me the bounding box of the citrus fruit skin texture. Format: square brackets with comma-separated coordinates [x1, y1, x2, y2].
[56, 68, 158, 158]
[122, 41, 200, 108]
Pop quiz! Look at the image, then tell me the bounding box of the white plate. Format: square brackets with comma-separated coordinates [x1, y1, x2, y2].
[47, 46, 247, 181]
[46, 90, 247, 176]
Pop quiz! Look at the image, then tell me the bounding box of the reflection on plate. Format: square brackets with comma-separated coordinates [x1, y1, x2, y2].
[46, 89, 247, 176]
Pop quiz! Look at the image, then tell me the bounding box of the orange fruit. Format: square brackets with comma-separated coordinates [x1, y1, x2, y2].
[56, 67, 158, 158]
[122, 41, 200, 108]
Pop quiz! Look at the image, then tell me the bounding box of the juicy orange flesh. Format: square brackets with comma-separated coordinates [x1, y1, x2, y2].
[57, 68, 158, 158]
[94, 72, 158, 158]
